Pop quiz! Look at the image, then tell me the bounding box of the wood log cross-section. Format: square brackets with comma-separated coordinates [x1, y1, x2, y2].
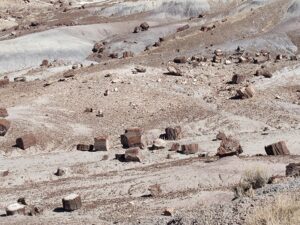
[62, 193, 82, 211]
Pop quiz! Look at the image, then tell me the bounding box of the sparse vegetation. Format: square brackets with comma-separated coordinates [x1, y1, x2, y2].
[234, 168, 269, 198]
[247, 194, 300, 225]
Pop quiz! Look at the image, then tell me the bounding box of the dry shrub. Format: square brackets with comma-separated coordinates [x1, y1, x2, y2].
[234, 168, 268, 198]
[247, 194, 300, 225]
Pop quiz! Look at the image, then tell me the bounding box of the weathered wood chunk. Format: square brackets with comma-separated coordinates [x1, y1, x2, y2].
[6, 203, 26, 216]
[0, 108, 8, 118]
[121, 128, 143, 148]
[0, 119, 11, 136]
[165, 126, 182, 140]
[16, 133, 37, 150]
[217, 137, 243, 157]
[62, 193, 82, 211]
[286, 163, 300, 177]
[265, 141, 290, 156]
[180, 143, 199, 154]
[94, 136, 109, 151]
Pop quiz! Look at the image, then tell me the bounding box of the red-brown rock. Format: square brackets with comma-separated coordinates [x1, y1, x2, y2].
[94, 135, 109, 151]
[121, 128, 143, 148]
[180, 143, 199, 154]
[165, 126, 182, 140]
[0, 119, 10, 136]
[124, 148, 143, 162]
[216, 137, 243, 157]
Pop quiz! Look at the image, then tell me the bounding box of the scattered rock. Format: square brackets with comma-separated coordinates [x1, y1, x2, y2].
[162, 208, 175, 216]
[173, 56, 187, 64]
[62, 193, 82, 211]
[265, 141, 290, 155]
[40, 59, 49, 67]
[121, 128, 143, 148]
[14, 77, 26, 82]
[92, 42, 105, 53]
[167, 65, 183, 76]
[216, 137, 243, 157]
[124, 148, 143, 162]
[0, 107, 8, 117]
[16, 133, 37, 150]
[96, 110, 104, 117]
[170, 143, 180, 151]
[54, 167, 68, 176]
[102, 155, 109, 161]
[231, 74, 246, 84]
[286, 163, 300, 177]
[17, 197, 28, 205]
[165, 126, 182, 140]
[177, 24, 190, 32]
[148, 184, 162, 197]
[140, 22, 150, 31]
[180, 143, 199, 154]
[135, 66, 146, 73]
[77, 144, 93, 151]
[255, 68, 273, 78]
[214, 49, 223, 56]
[0, 119, 11, 136]
[123, 51, 134, 58]
[0, 169, 9, 177]
[216, 131, 226, 140]
[151, 139, 166, 150]
[6, 203, 25, 216]
[237, 85, 255, 99]
[94, 135, 110, 151]
[0, 78, 9, 87]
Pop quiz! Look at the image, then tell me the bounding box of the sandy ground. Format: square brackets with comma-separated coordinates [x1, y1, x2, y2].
[0, 0, 300, 224]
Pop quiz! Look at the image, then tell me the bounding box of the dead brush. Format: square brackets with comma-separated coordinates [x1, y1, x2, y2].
[247, 194, 300, 225]
[234, 168, 269, 198]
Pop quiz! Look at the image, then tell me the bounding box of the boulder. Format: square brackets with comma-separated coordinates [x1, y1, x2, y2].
[62, 193, 82, 211]
[231, 74, 246, 84]
[217, 137, 243, 157]
[214, 49, 223, 56]
[237, 85, 255, 99]
[16, 133, 37, 150]
[40, 59, 49, 67]
[0, 107, 8, 117]
[6, 203, 26, 216]
[265, 141, 290, 156]
[212, 55, 222, 63]
[135, 66, 146, 73]
[165, 126, 182, 140]
[140, 22, 149, 31]
[124, 148, 143, 162]
[121, 128, 143, 148]
[286, 163, 300, 177]
[14, 77, 26, 82]
[173, 56, 187, 64]
[162, 208, 175, 216]
[180, 143, 198, 154]
[94, 135, 109, 151]
[0, 119, 11, 136]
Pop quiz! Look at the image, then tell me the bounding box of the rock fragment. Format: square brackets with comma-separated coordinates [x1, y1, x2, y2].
[173, 56, 187, 64]
[0, 169, 9, 177]
[237, 85, 255, 99]
[16, 133, 37, 150]
[231, 74, 246, 84]
[265, 141, 290, 156]
[62, 193, 82, 211]
[0, 119, 11, 136]
[165, 126, 182, 140]
[148, 184, 162, 197]
[177, 24, 189, 32]
[162, 208, 175, 216]
[54, 167, 68, 176]
[0, 108, 8, 117]
[286, 163, 300, 177]
[77, 144, 93, 151]
[124, 148, 143, 162]
[6, 203, 25, 216]
[180, 143, 199, 154]
[216, 137, 243, 157]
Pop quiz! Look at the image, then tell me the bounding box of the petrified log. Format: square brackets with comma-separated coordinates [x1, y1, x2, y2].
[237, 85, 255, 99]
[16, 133, 37, 150]
[77, 144, 93, 151]
[231, 74, 246, 84]
[94, 135, 109, 151]
[124, 148, 143, 162]
[0, 119, 11, 136]
[6, 203, 26, 216]
[180, 143, 199, 154]
[121, 128, 143, 148]
[173, 56, 187, 64]
[286, 163, 300, 177]
[265, 141, 290, 156]
[62, 193, 82, 211]
[165, 126, 182, 140]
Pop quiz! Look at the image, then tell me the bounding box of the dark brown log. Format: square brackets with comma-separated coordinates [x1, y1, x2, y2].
[165, 126, 182, 140]
[62, 194, 82, 211]
[216, 131, 226, 140]
[16, 134, 37, 150]
[121, 128, 143, 148]
[173, 56, 187, 64]
[265, 141, 290, 156]
[0, 119, 10, 136]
